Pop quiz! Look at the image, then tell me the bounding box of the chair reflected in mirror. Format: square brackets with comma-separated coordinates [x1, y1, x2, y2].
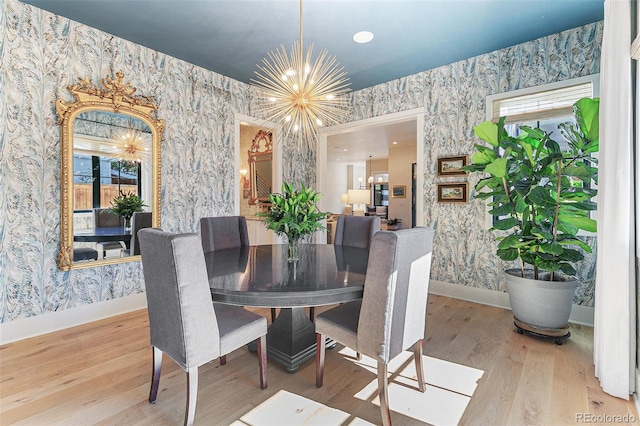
[93, 208, 126, 258]
[124, 211, 152, 256]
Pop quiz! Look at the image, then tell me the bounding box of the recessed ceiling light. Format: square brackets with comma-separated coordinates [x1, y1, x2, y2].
[343, 148, 348, 151]
[353, 31, 374, 44]
[392, 141, 398, 145]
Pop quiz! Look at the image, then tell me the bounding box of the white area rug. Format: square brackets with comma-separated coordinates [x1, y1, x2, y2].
[233, 349, 484, 426]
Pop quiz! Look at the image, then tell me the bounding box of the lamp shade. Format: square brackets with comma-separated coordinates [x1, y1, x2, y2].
[340, 193, 349, 203]
[348, 189, 370, 205]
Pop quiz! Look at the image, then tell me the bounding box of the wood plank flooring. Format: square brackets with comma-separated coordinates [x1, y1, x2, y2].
[1, 295, 637, 425]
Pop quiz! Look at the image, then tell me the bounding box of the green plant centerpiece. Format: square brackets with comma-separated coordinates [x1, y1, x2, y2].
[258, 182, 327, 261]
[109, 191, 146, 231]
[463, 97, 599, 336]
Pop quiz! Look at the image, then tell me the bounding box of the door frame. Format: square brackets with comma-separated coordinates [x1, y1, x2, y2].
[316, 107, 425, 242]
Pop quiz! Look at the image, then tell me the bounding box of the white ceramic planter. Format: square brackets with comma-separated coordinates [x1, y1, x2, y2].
[504, 269, 578, 330]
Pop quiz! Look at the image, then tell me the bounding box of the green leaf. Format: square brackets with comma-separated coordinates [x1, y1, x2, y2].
[470, 150, 496, 166]
[484, 158, 507, 178]
[539, 243, 563, 255]
[558, 215, 597, 232]
[559, 263, 577, 276]
[575, 97, 600, 142]
[492, 217, 517, 230]
[497, 248, 519, 261]
[558, 237, 592, 253]
[474, 121, 499, 147]
[527, 186, 556, 208]
[497, 234, 521, 249]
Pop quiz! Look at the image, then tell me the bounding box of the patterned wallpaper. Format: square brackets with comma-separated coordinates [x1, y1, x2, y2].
[351, 23, 602, 306]
[0, 0, 601, 324]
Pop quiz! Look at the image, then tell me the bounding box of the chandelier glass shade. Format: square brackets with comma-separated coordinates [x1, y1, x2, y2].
[252, 0, 350, 148]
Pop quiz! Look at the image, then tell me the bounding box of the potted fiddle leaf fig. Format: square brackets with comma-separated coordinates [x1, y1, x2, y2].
[258, 182, 327, 261]
[463, 97, 599, 337]
[109, 191, 146, 230]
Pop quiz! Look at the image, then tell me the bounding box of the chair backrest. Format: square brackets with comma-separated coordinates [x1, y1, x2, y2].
[93, 208, 124, 228]
[333, 215, 381, 249]
[130, 211, 153, 256]
[200, 216, 250, 253]
[357, 227, 435, 363]
[138, 228, 220, 369]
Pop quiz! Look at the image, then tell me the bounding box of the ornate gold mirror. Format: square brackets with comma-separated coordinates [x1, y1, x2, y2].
[57, 71, 164, 271]
[248, 130, 273, 205]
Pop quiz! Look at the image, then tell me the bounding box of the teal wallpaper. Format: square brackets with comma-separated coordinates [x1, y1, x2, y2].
[0, 0, 601, 325]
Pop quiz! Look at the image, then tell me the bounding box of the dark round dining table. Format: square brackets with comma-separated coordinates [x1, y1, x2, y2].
[205, 244, 369, 372]
[73, 226, 132, 246]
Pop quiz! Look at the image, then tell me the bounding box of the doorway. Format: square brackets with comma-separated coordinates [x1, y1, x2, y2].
[316, 108, 424, 242]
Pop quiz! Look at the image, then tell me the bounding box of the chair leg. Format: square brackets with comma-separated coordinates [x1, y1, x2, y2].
[315, 333, 326, 387]
[377, 362, 392, 426]
[148, 346, 162, 403]
[185, 367, 198, 426]
[257, 335, 268, 389]
[413, 340, 426, 393]
[271, 308, 277, 323]
[219, 355, 226, 365]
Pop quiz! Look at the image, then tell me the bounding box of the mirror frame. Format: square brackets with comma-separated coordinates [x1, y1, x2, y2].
[248, 129, 273, 206]
[56, 71, 164, 271]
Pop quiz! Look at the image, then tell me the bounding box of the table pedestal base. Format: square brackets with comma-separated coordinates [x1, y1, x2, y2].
[266, 307, 334, 373]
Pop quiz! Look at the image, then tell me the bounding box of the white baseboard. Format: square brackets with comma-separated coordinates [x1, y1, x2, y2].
[0, 280, 596, 346]
[429, 280, 594, 327]
[0, 293, 147, 345]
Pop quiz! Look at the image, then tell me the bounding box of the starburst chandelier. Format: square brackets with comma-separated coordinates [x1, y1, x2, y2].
[113, 128, 151, 165]
[252, 0, 350, 148]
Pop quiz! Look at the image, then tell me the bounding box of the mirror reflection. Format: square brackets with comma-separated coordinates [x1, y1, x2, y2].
[72, 112, 154, 260]
[248, 129, 273, 205]
[57, 71, 164, 271]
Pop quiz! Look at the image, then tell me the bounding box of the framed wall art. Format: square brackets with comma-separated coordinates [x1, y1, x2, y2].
[437, 155, 468, 176]
[391, 185, 406, 198]
[437, 182, 468, 203]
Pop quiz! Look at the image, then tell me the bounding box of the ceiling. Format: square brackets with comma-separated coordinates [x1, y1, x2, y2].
[23, 0, 603, 92]
[23, 0, 603, 162]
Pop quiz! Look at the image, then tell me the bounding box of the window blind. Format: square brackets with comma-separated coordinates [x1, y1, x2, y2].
[491, 82, 593, 124]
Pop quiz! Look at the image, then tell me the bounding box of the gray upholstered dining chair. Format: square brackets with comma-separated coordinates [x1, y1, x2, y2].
[333, 215, 381, 249]
[200, 216, 250, 253]
[200, 216, 278, 325]
[124, 211, 152, 256]
[138, 228, 267, 426]
[93, 208, 125, 258]
[315, 227, 435, 426]
[323, 215, 381, 322]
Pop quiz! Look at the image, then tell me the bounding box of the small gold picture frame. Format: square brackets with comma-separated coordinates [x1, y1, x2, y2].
[437, 183, 468, 203]
[437, 155, 468, 176]
[391, 185, 406, 198]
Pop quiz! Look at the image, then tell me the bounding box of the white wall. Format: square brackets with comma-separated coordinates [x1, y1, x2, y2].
[325, 160, 348, 213]
[388, 145, 416, 227]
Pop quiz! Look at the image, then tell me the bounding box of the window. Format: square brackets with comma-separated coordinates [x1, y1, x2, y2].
[483, 74, 599, 232]
[73, 133, 147, 211]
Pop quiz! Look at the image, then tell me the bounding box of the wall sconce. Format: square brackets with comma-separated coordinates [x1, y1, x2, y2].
[240, 169, 249, 198]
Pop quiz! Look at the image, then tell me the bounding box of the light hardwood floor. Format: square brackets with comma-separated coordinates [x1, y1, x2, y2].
[1, 295, 637, 425]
